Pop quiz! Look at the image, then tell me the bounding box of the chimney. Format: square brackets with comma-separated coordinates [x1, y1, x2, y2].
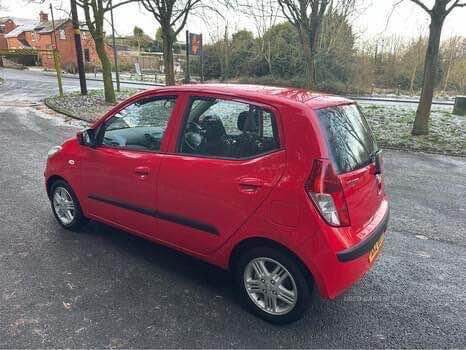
[39, 11, 49, 22]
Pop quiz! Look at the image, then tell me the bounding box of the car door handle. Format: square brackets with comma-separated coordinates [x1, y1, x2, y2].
[134, 166, 150, 176]
[238, 178, 264, 193]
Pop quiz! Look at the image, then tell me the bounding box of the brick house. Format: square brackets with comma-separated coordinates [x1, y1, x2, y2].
[1, 18, 37, 50]
[0, 17, 18, 49]
[3, 12, 113, 70]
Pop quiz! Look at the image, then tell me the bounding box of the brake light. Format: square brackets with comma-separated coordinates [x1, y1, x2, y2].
[305, 159, 351, 227]
[374, 150, 384, 193]
[374, 150, 383, 175]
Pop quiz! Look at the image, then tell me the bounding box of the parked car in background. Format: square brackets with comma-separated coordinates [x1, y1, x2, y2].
[44, 84, 389, 324]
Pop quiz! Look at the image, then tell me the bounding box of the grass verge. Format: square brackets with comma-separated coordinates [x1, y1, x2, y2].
[361, 103, 465, 157]
[44, 89, 137, 123]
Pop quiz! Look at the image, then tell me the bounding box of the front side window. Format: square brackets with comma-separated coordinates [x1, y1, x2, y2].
[179, 97, 280, 158]
[101, 96, 176, 151]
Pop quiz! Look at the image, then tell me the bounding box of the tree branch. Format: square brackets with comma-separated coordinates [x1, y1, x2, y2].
[140, 0, 161, 21]
[446, 0, 466, 14]
[409, 0, 432, 14]
[171, 0, 201, 26]
[105, 0, 137, 11]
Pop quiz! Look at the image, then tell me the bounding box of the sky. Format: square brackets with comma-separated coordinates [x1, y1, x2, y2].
[1, 0, 465, 43]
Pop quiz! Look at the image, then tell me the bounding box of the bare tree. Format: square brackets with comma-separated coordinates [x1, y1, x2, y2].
[404, 34, 427, 95]
[76, 0, 136, 103]
[448, 37, 466, 93]
[133, 26, 144, 53]
[406, 0, 466, 135]
[441, 35, 462, 93]
[277, 0, 354, 89]
[277, 0, 329, 88]
[140, 0, 202, 85]
[235, 0, 280, 76]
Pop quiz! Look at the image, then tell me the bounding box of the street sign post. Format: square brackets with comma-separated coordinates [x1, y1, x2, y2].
[185, 31, 203, 83]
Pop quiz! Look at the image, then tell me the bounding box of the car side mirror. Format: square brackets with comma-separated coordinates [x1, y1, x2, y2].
[77, 129, 96, 147]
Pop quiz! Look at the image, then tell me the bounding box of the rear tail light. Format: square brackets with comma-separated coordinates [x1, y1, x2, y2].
[374, 150, 384, 193]
[305, 159, 350, 227]
[374, 150, 383, 175]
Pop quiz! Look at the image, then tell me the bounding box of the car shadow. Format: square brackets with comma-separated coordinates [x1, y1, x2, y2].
[79, 220, 235, 296]
[67, 219, 331, 330]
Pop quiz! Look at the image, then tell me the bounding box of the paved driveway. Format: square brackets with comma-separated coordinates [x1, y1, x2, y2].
[0, 69, 465, 348]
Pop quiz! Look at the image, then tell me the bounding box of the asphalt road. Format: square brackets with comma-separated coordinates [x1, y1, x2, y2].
[0, 68, 465, 348]
[0, 68, 151, 103]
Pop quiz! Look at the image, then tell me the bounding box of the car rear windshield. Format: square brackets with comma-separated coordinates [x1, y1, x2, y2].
[317, 104, 378, 174]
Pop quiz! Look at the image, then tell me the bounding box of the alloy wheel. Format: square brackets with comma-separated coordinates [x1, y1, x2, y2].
[243, 257, 298, 315]
[52, 187, 75, 225]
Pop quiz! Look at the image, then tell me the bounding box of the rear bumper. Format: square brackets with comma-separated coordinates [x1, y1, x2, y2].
[337, 209, 389, 262]
[302, 198, 389, 299]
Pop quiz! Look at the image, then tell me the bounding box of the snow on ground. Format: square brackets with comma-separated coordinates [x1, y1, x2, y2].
[44, 89, 137, 122]
[360, 102, 465, 156]
[0, 105, 89, 130]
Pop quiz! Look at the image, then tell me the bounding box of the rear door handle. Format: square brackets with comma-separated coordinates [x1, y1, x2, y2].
[238, 178, 264, 193]
[134, 166, 150, 176]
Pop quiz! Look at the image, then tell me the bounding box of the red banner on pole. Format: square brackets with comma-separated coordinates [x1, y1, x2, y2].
[189, 33, 202, 56]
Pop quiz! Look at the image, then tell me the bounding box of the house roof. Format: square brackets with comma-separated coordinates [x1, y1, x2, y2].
[35, 18, 70, 33]
[4, 17, 71, 38]
[17, 37, 33, 49]
[0, 17, 13, 25]
[4, 18, 37, 38]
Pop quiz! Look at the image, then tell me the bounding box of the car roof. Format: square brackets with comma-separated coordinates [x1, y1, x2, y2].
[146, 83, 354, 109]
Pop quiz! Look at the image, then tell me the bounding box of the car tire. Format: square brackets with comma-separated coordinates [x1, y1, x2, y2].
[50, 180, 88, 231]
[234, 246, 312, 324]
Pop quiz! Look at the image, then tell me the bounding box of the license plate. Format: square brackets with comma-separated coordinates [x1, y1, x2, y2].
[368, 235, 384, 263]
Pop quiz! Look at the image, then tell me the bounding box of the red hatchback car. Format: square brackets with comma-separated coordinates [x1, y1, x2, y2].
[45, 84, 389, 323]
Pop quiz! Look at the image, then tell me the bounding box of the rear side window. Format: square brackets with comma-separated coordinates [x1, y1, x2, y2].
[178, 97, 280, 159]
[317, 104, 378, 173]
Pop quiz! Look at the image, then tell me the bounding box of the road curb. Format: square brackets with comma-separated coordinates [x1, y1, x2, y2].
[378, 145, 465, 158]
[43, 97, 87, 122]
[350, 96, 454, 106]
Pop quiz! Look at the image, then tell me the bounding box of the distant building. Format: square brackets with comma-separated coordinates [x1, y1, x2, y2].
[2, 11, 113, 70]
[0, 17, 34, 50]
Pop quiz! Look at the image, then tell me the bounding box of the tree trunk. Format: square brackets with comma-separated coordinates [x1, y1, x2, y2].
[409, 61, 418, 96]
[442, 59, 452, 93]
[300, 29, 316, 89]
[95, 37, 116, 103]
[222, 27, 230, 81]
[412, 17, 443, 135]
[162, 27, 175, 86]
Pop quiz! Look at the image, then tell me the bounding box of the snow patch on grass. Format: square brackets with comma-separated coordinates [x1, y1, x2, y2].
[361, 103, 465, 156]
[45, 89, 138, 122]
